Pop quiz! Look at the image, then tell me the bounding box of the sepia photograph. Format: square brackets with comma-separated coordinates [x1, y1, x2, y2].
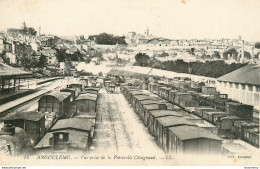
[0, 0, 260, 167]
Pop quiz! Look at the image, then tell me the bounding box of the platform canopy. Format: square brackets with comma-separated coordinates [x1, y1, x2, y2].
[0, 63, 31, 78]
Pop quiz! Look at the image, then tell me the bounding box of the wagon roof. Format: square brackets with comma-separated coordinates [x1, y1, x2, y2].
[169, 90, 179, 93]
[234, 120, 259, 127]
[157, 116, 195, 127]
[85, 87, 99, 90]
[206, 111, 226, 115]
[227, 102, 252, 107]
[69, 83, 82, 85]
[60, 88, 76, 92]
[76, 94, 97, 101]
[81, 90, 98, 94]
[143, 104, 161, 110]
[222, 143, 251, 153]
[140, 100, 167, 104]
[149, 110, 183, 118]
[34, 129, 89, 149]
[221, 116, 243, 120]
[174, 92, 190, 95]
[2, 111, 45, 122]
[45, 92, 71, 102]
[129, 90, 147, 95]
[160, 86, 170, 89]
[134, 95, 160, 101]
[51, 118, 92, 131]
[195, 106, 214, 110]
[169, 125, 222, 141]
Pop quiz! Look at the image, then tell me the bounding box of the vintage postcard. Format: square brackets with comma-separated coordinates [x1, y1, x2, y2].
[0, 0, 260, 167]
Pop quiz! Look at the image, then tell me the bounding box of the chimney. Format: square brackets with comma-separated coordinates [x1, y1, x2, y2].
[39, 26, 41, 36]
[241, 40, 245, 63]
[252, 46, 255, 62]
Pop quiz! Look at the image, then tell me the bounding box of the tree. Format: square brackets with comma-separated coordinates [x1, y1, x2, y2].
[244, 51, 251, 60]
[159, 52, 169, 57]
[38, 54, 47, 68]
[255, 42, 260, 49]
[191, 48, 195, 55]
[56, 48, 67, 62]
[94, 33, 127, 45]
[27, 27, 37, 35]
[211, 51, 220, 59]
[135, 53, 150, 66]
[21, 55, 38, 69]
[223, 48, 238, 61]
[98, 72, 103, 77]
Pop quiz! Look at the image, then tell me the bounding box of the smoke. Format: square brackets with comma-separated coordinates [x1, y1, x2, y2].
[76, 62, 111, 75]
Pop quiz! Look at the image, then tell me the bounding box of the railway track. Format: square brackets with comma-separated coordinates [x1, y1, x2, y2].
[0, 79, 64, 118]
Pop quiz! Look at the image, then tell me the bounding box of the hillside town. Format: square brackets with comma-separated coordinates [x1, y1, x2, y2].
[1, 23, 260, 78]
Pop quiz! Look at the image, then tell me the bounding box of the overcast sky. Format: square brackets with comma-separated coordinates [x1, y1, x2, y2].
[0, 0, 260, 42]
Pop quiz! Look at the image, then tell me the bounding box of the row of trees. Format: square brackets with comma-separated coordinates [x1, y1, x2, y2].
[134, 52, 247, 78]
[89, 33, 126, 45]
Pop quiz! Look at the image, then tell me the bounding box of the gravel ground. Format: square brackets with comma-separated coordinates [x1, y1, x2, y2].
[92, 88, 165, 155]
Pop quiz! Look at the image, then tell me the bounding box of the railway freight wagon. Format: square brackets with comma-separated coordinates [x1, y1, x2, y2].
[82, 87, 99, 95]
[136, 99, 168, 117]
[155, 116, 196, 151]
[159, 87, 171, 100]
[213, 98, 233, 112]
[243, 127, 259, 148]
[132, 95, 162, 111]
[218, 116, 243, 138]
[205, 111, 227, 124]
[38, 92, 71, 118]
[34, 118, 93, 154]
[168, 90, 179, 104]
[147, 110, 183, 136]
[173, 92, 195, 108]
[80, 78, 88, 88]
[128, 91, 151, 106]
[152, 83, 166, 95]
[67, 83, 83, 96]
[74, 93, 98, 113]
[60, 88, 76, 102]
[194, 106, 215, 118]
[202, 86, 217, 96]
[167, 125, 222, 154]
[232, 121, 259, 140]
[226, 102, 253, 120]
[140, 104, 167, 124]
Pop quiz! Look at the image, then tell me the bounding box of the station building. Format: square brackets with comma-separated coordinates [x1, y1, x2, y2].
[216, 64, 260, 110]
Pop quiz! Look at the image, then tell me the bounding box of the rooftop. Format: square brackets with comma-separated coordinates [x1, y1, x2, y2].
[0, 63, 31, 77]
[143, 104, 161, 110]
[157, 116, 196, 127]
[34, 129, 89, 149]
[2, 111, 45, 122]
[51, 118, 92, 132]
[218, 64, 260, 86]
[45, 92, 71, 102]
[169, 125, 221, 141]
[149, 110, 183, 118]
[76, 93, 97, 101]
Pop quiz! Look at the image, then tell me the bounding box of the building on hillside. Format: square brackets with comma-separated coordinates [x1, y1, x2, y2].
[216, 64, 260, 110]
[40, 48, 58, 65]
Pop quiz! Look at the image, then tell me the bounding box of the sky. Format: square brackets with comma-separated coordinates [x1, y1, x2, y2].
[0, 0, 260, 42]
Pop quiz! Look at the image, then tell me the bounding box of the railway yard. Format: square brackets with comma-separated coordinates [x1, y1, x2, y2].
[0, 73, 259, 158]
